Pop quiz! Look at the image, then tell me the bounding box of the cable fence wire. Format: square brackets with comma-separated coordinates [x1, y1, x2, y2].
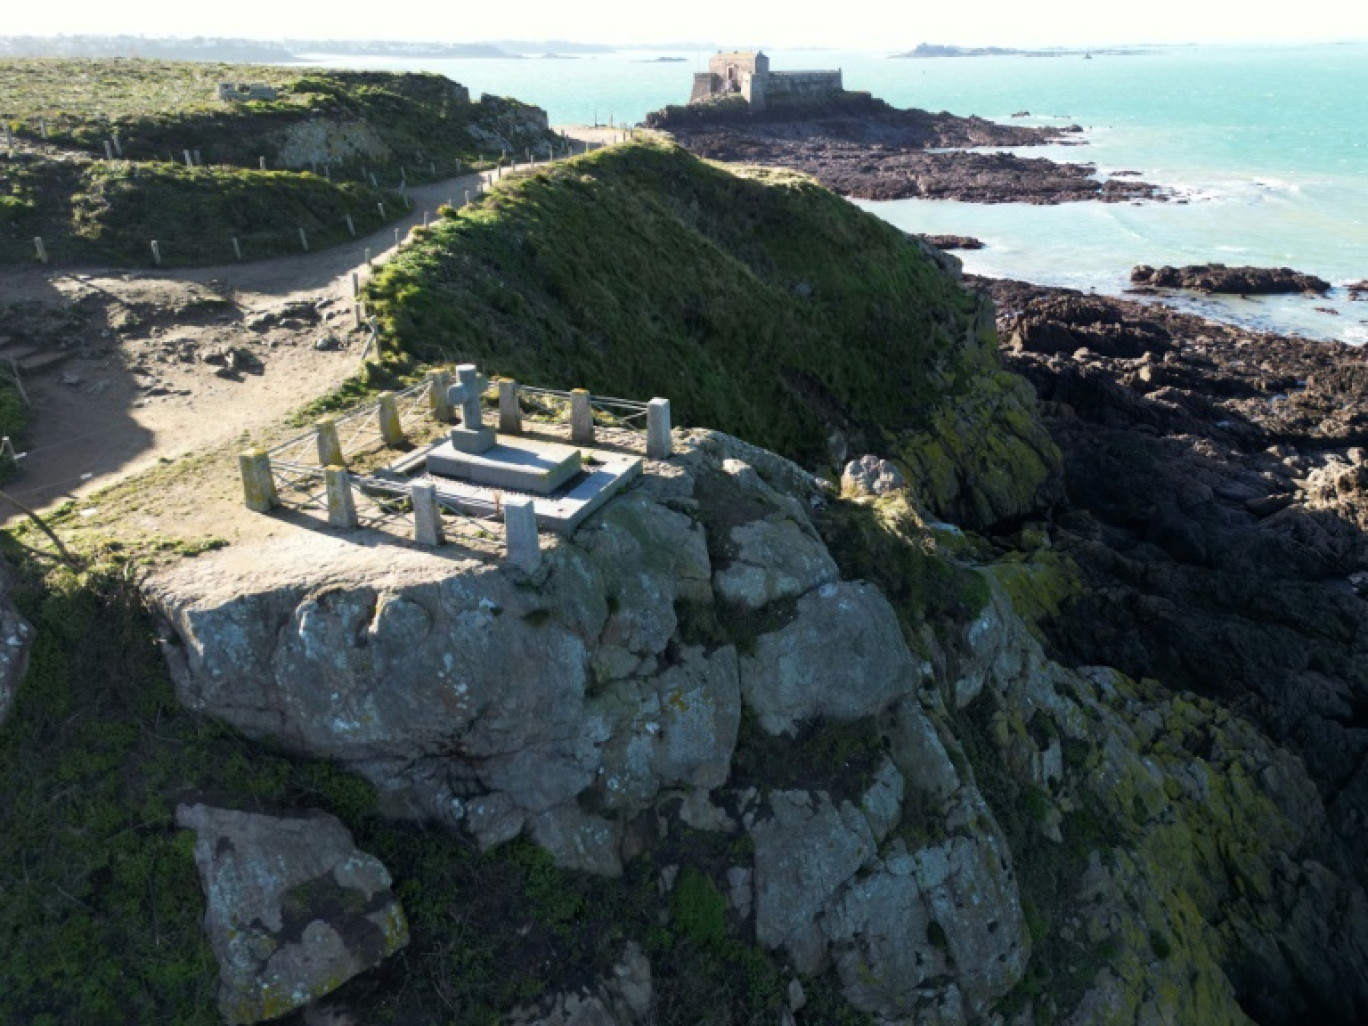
[271, 461, 328, 509]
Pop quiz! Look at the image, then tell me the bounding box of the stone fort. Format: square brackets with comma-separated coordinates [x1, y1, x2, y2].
[688, 51, 843, 112]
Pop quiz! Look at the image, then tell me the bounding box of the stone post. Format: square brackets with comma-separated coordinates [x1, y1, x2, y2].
[298, 227, 309, 252]
[183, 149, 193, 167]
[498, 378, 522, 434]
[315, 417, 344, 467]
[410, 480, 443, 546]
[325, 466, 359, 529]
[33, 237, 47, 264]
[232, 237, 242, 260]
[570, 389, 594, 445]
[150, 240, 162, 266]
[504, 496, 540, 572]
[238, 449, 277, 512]
[346, 213, 356, 237]
[647, 397, 673, 460]
[430, 370, 453, 421]
[377, 392, 404, 446]
[103, 139, 114, 160]
[259, 155, 267, 170]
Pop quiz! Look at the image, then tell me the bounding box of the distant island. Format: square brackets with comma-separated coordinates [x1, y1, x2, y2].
[0, 34, 721, 63]
[892, 42, 1150, 58]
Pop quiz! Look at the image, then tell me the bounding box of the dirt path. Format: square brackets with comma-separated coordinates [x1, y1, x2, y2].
[0, 168, 498, 526]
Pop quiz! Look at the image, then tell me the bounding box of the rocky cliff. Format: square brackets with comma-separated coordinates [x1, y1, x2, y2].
[145, 429, 1368, 1024]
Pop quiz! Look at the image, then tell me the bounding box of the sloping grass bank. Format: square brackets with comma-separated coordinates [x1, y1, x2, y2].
[367, 141, 992, 465]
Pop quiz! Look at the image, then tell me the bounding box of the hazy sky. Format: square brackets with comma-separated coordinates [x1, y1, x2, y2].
[6, 0, 1364, 49]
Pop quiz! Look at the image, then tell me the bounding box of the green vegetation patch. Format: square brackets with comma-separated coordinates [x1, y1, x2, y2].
[67, 161, 391, 266]
[364, 141, 997, 469]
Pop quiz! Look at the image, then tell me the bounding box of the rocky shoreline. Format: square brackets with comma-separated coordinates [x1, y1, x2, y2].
[651, 97, 1167, 204]
[971, 274, 1368, 872]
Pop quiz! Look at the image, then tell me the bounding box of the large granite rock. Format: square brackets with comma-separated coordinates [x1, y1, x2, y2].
[175, 803, 408, 1024]
[740, 581, 924, 735]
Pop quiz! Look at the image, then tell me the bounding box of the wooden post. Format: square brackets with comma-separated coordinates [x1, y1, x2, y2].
[393, 227, 401, 247]
[183, 149, 193, 167]
[238, 449, 277, 512]
[351, 272, 360, 298]
[33, 237, 47, 264]
[422, 210, 430, 228]
[111, 134, 122, 157]
[150, 240, 162, 266]
[194, 149, 202, 166]
[315, 417, 344, 467]
[411, 480, 443, 546]
[429, 160, 436, 176]
[232, 237, 242, 261]
[325, 466, 359, 529]
[103, 140, 114, 160]
[377, 201, 385, 220]
[570, 389, 594, 445]
[365, 246, 373, 267]
[499, 379, 522, 435]
[298, 227, 309, 252]
[377, 392, 404, 446]
[345, 213, 356, 237]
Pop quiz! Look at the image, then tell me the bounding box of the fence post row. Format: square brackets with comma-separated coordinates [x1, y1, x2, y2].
[498, 378, 522, 435]
[377, 392, 404, 446]
[410, 480, 444, 546]
[430, 370, 453, 422]
[647, 397, 673, 460]
[325, 466, 359, 528]
[570, 389, 594, 445]
[316, 417, 344, 467]
[239, 449, 277, 512]
[504, 496, 541, 571]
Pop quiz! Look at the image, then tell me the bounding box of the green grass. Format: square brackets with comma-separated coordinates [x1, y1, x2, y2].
[363, 140, 999, 470]
[0, 60, 558, 266]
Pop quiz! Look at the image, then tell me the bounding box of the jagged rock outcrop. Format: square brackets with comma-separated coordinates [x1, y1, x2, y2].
[149, 424, 1368, 1023]
[175, 803, 409, 1024]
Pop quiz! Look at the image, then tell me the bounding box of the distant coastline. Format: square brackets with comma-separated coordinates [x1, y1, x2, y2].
[891, 42, 1151, 58]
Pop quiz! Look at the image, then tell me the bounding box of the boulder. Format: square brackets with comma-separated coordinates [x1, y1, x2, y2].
[175, 803, 408, 1024]
[739, 581, 923, 735]
[712, 517, 838, 610]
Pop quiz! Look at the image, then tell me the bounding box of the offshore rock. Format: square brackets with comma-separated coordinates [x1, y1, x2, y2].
[1131, 262, 1331, 295]
[175, 804, 408, 1024]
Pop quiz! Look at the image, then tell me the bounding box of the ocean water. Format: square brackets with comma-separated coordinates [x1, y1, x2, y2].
[295, 44, 1368, 342]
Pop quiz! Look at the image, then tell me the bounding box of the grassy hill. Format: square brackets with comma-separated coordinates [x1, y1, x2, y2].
[0, 60, 556, 265]
[365, 140, 1060, 525]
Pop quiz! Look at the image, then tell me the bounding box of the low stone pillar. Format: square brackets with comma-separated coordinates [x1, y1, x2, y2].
[316, 417, 344, 467]
[504, 496, 540, 572]
[499, 379, 522, 435]
[238, 449, 277, 512]
[377, 392, 404, 446]
[325, 466, 359, 529]
[647, 397, 672, 460]
[410, 480, 443, 546]
[570, 389, 594, 445]
[430, 371, 452, 422]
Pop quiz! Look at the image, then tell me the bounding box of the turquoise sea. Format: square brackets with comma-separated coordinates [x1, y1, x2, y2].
[296, 44, 1368, 342]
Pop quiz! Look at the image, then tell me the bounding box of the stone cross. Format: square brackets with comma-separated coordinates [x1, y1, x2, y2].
[446, 364, 495, 453]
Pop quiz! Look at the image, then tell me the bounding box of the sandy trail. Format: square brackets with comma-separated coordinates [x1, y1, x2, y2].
[0, 169, 494, 525]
